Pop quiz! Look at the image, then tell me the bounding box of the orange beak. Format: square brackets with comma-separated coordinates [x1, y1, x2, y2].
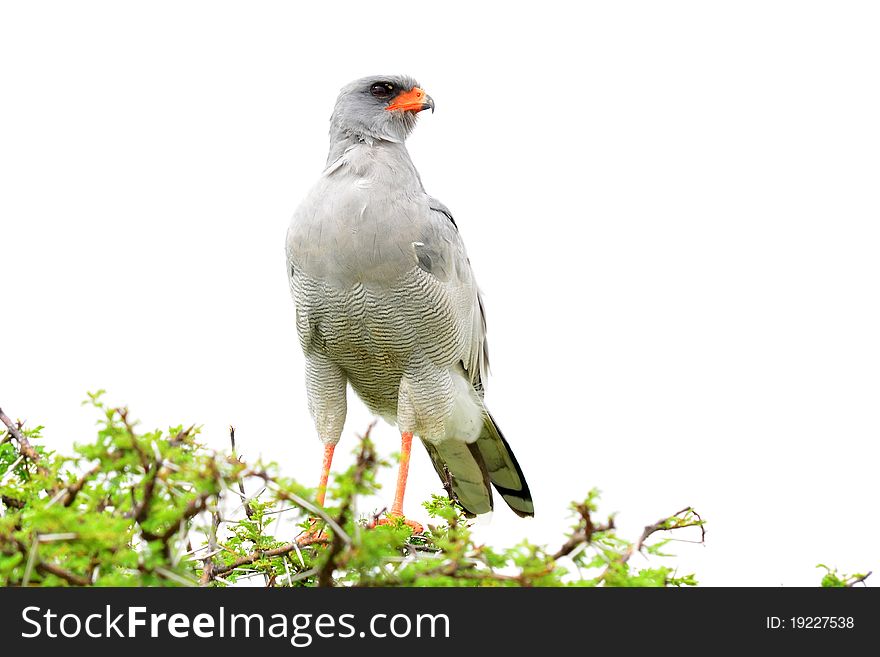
[385, 87, 435, 113]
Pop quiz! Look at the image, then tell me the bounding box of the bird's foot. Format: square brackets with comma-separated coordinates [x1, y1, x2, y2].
[296, 518, 330, 546]
[296, 530, 328, 546]
[370, 512, 424, 535]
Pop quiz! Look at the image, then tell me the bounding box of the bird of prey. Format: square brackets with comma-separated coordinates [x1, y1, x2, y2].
[286, 75, 533, 530]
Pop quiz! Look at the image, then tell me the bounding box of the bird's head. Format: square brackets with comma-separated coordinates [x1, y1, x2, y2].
[329, 75, 434, 144]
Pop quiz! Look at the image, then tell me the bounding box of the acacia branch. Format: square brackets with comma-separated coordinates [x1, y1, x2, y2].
[0, 408, 27, 448]
[131, 461, 160, 522]
[36, 561, 91, 586]
[140, 492, 211, 542]
[11, 537, 92, 586]
[599, 506, 705, 584]
[204, 536, 329, 583]
[1, 495, 25, 509]
[169, 425, 195, 447]
[62, 464, 102, 507]
[199, 503, 222, 585]
[116, 407, 149, 468]
[629, 506, 705, 561]
[0, 407, 49, 476]
[245, 473, 350, 542]
[229, 426, 254, 520]
[552, 502, 614, 561]
[846, 571, 872, 587]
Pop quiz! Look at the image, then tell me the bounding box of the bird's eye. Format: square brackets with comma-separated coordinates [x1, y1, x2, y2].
[370, 82, 395, 99]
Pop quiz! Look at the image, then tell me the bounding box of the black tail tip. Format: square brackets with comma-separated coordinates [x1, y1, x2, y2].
[501, 494, 534, 518]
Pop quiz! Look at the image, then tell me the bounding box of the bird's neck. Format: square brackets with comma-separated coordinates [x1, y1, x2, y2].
[325, 129, 423, 190]
[326, 126, 407, 163]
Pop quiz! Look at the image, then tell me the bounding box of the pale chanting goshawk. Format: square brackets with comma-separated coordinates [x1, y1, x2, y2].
[287, 76, 533, 532]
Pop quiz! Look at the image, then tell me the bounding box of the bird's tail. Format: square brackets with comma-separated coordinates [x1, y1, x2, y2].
[422, 413, 533, 518]
[474, 412, 533, 517]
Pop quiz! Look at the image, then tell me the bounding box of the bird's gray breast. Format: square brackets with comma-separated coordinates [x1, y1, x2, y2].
[286, 161, 473, 413]
[287, 160, 429, 284]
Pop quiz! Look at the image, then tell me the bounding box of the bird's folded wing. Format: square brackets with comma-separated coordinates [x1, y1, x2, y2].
[423, 196, 489, 393]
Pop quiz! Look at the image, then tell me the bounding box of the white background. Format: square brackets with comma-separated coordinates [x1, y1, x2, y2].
[2, 1, 878, 586]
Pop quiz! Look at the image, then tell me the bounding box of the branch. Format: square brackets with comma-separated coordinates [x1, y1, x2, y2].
[205, 537, 329, 582]
[0, 407, 49, 476]
[246, 474, 350, 542]
[62, 464, 101, 507]
[1, 495, 25, 509]
[363, 554, 552, 587]
[140, 492, 211, 542]
[846, 571, 872, 587]
[0, 408, 27, 448]
[131, 461, 160, 522]
[552, 502, 614, 561]
[116, 407, 149, 468]
[12, 537, 92, 586]
[600, 506, 705, 583]
[199, 505, 222, 585]
[36, 561, 91, 586]
[229, 426, 254, 520]
[629, 506, 705, 562]
[169, 425, 195, 447]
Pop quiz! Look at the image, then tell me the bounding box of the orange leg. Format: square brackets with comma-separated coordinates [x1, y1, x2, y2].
[391, 431, 413, 516]
[297, 443, 335, 546]
[377, 431, 423, 533]
[316, 443, 336, 507]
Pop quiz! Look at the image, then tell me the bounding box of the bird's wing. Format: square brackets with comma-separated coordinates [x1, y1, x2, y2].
[423, 195, 489, 394]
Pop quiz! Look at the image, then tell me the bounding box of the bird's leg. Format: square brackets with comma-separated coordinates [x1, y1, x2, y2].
[391, 431, 413, 516]
[297, 443, 336, 546]
[375, 431, 424, 534]
[316, 442, 336, 507]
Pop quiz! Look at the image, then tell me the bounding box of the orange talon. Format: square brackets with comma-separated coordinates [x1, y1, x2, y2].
[375, 514, 424, 535]
[295, 443, 338, 547]
[296, 529, 328, 546]
[296, 515, 330, 546]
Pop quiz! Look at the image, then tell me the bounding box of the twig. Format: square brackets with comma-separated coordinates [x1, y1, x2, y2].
[0, 407, 49, 476]
[62, 465, 101, 507]
[552, 502, 614, 561]
[1, 495, 25, 509]
[229, 426, 254, 520]
[21, 538, 39, 586]
[360, 557, 544, 587]
[36, 562, 91, 586]
[598, 506, 704, 584]
[629, 506, 705, 562]
[0, 408, 28, 450]
[38, 533, 78, 542]
[0, 455, 24, 487]
[251, 478, 350, 543]
[289, 568, 319, 584]
[206, 538, 329, 580]
[140, 493, 211, 542]
[131, 463, 159, 522]
[116, 407, 149, 468]
[169, 425, 195, 447]
[846, 571, 872, 587]
[199, 504, 222, 586]
[154, 566, 198, 587]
